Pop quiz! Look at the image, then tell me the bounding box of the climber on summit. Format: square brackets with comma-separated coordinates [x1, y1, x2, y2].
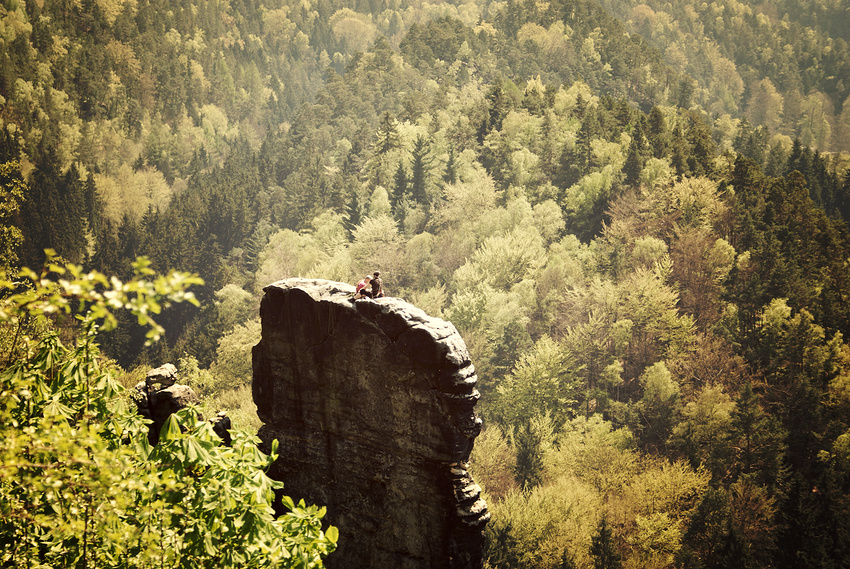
[352, 271, 385, 300]
[370, 271, 384, 298]
[354, 274, 372, 299]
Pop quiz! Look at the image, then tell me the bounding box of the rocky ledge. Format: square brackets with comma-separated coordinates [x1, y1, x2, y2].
[253, 278, 489, 569]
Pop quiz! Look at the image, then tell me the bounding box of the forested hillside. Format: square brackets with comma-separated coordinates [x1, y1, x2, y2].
[597, 0, 850, 151]
[3, 0, 850, 566]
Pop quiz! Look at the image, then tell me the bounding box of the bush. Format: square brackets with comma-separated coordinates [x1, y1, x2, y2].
[0, 257, 337, 568]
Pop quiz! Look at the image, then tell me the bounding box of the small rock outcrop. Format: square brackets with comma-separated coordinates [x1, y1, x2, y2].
[134, 364, 231, 446]
[145, 363, 178, 389]
[253, 278, 490, 569]
[134, 364, 200, 444]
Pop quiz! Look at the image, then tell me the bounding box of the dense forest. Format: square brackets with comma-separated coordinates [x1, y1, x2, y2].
[2, 0, 850, 566]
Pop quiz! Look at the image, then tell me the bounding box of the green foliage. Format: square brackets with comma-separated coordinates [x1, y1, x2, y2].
[209, 318, 262, 392]
[484, 476, 603, 569]
[492, 335, 582, 428]
[730, 382, 787, 489]
[511, 414, 555, 490]
[210, 384, 262, 439]
[0, 258, 336, 567]
[0, 160, 26, 276]
[483, 413, 708, 569]
[671, 385, 736, 483]
[547, 415, 637, 495]
[635, 362, 680, 451]
[453, 225, 546, 292]
[470, 425, 519, 501]
[4, 0, 850, 564]
[680, 479, 778, 569]
[590, 518, 622, 569]
[177, 354, 216, 394]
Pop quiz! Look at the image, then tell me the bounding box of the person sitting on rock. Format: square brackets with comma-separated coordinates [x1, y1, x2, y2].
[354, 275, 372, 299]
[370, 271, 384, 298]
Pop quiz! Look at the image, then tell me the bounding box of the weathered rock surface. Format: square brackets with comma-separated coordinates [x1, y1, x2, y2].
[253, 278, 490, 569]
[145, 363, 178, 388]
[134, 379, 199, 444]
[133, 364, 231, 446]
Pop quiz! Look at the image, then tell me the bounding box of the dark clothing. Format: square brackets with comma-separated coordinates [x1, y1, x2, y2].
[371, 277, 383, 298]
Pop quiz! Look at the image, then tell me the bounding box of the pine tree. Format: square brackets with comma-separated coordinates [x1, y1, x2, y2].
[784, 138, 804, 177]
[376, 111, 400, 155]
[681, 486, 731, 568]
[590, 518, 622, 569]
[391, 161, 409, 223]
[623, 138, 643, 187]
[244, 221, 274, 271]
[675, 77, 695, 109]
[90, 217, 121, 277]
[686, 112, 716, 178]
[477, 82, 511, 143]
[577, 109, 601, 168]
[764, 141, 788, 178]
[344, 190, 363, 241]
[83, 172, 102, 238]
[512, 420, 544, 490]
[574, 94, 587, 118]
[734, 120, 768, 167]
[838, 169, 850, 223]
[443, 145, 458, 185]
[18, 150, 86, 265]
[0, 128, 20, 164]
[409, 135, 432, 205]
[730, 382, 786, 489]
[58, 165, 88, 264]
[558, 109, 600, 188]
[117, 214, 141, 278]
[670, 123, 689, 179]
[646, 106, 669, 159]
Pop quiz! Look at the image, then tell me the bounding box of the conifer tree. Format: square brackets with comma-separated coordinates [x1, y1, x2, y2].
[784, 138, 804, 177]
[391, 161, 409, 224]
[344, 190, 363, 241]
[90, 217, 121, 277]
[764, 141, 788, 178]
[512, 420, 544, 490]
[686, 113, 717, 178]
[670, 123, 689, 179]
[623, 138, 643, 187]
[730, 382, 787, 489]
[18, 149, 87, 266]
[675, 77, 695, 109]
[838, 169, 850, 222]
[734, 120, 768, 167]
[443, 145, 458, 185]
[57, 164, 88, 264]
[559, 109, 600, 188]
[478, 82, 511, 143]
[244, 221, 274, 271]
[376, 111, 400, 155]
[410, 134, 432, 205]
[568, 91, 584, 117]
[647, 106, 669, 159]
[590, 518, 622, 569]
[83, 172, 102, 238]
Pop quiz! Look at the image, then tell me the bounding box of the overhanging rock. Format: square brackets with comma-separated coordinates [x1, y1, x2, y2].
[253, 278, 490, 569]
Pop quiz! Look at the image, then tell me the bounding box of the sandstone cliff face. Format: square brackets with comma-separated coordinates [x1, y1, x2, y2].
[253, 278, 489, 569]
